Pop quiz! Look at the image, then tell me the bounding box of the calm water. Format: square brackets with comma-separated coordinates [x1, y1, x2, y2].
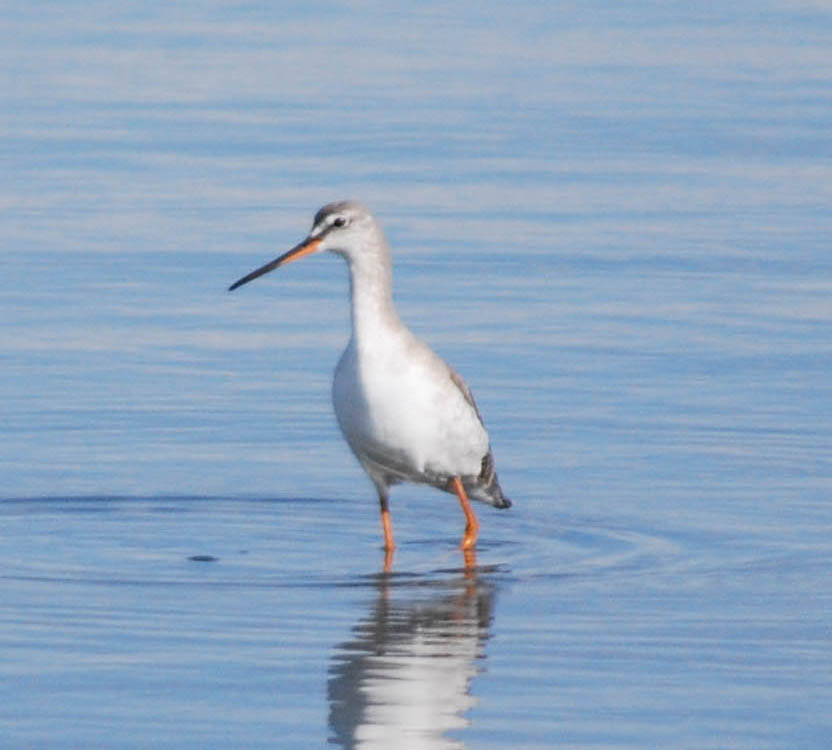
[2, 2, 832, 748]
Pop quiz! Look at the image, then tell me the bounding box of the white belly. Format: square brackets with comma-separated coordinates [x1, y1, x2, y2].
[332, 336, 488, 483]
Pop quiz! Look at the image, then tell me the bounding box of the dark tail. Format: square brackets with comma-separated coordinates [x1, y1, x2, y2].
[468, 451, 512, 509]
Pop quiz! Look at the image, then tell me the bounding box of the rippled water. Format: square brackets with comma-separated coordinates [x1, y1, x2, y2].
[3, 2, 832, 748]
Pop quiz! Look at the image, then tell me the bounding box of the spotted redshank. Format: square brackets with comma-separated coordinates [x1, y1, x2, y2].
[229, 201, 511, 560]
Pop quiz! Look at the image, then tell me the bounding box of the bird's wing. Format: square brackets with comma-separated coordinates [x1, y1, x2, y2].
[448, 367, 485, 427]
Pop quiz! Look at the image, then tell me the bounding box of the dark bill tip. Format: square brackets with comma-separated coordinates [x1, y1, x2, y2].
[228, 237, 322, 292]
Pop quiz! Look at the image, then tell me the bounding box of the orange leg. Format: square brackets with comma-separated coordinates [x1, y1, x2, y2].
[450, 476, 479, 550]
[380, 502, 395, 573]
[381, 506, 395, 551]
[377, 487, 395, 554]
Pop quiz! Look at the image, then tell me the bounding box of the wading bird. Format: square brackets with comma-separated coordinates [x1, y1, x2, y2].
[229, 201, 511, 564]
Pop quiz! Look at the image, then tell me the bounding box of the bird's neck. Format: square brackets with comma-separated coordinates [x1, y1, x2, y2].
[346, 251, 401, 345]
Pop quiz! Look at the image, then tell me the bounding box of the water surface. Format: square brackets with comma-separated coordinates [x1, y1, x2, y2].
[2, 2, 831, 748]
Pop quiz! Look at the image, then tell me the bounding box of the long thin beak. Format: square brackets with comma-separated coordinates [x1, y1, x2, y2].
[228, 237, 322, 292]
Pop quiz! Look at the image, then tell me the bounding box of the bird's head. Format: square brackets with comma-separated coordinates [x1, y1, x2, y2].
[228, 200, 379, 292]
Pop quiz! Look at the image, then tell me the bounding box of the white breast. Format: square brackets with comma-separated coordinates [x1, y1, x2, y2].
[332, 332, 488, 483]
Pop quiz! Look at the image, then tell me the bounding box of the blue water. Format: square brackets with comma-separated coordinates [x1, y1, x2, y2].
[2, 2, 832, 748]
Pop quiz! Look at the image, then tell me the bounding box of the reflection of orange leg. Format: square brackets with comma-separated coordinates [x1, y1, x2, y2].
[450, 476, 479, 550]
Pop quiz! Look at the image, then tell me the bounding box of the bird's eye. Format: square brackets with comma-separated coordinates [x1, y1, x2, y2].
[332, 216, 347, 228]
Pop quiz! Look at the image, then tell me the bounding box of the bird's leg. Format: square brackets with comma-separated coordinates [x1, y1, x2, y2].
[450, 476, 479, 550]
[382, 545, 393, 574]
[377, 487, 395, 553]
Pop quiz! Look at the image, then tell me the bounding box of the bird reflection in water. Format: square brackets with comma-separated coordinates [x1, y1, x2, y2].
[328, 563, 498, 749]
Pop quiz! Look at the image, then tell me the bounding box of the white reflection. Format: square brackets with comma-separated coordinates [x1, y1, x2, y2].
[328, 569, 497, 749]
